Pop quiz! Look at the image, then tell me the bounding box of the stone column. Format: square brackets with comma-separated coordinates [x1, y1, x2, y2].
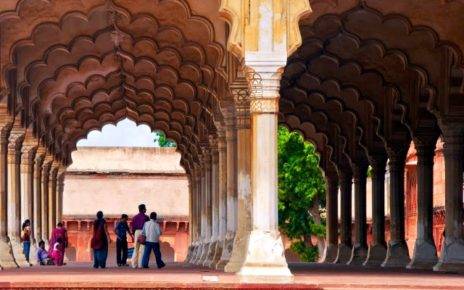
[0, 119, 16, 268]
[193, 161, 206, 265]
[7, 130, 29, 267]
[364, 156, 387, 266]
[41, 155, 53, 246]
[225, 82, 252, 273]
[56, 168, 65, 224]
[408, 140, 438, 269]
[20, 143, 37, 264]
[191, 167, 202, 263]
[186, 175, 195, 262]
[217, 110, 237, 269]
[237, 66, 291, 278]
[213, 131, 227, 269]
[205, 138, 220, 267]
[434, 125, 464, 272]
[382, 149, 410, 267]
[188, 167, 200, 263]
[48, 162, 59, 233]
[336, 170, 352, 264]
[33, 147, 45, 246]
[348, 161, 368, 265]
[322, 174, 339, 263]
[199, 151, 212, 265]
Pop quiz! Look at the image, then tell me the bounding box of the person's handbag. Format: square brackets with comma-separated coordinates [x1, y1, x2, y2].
[137, 233, 146, 245]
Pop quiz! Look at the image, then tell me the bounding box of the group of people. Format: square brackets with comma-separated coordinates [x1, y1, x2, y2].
[90, 204, 165, 269]
[21, 220, 68, 266]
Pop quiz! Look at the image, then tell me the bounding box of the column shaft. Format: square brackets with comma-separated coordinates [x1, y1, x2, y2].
[364, 156, 387, 266]
[214, 133, 228, 269]
[383, 150, 410, 267]
[408, 142, 438, 269]
[41, 157, 52, 245]
[434, 127, 464, 272]
[336, 171, 352, 264]
[348, 162, 368, 265]
[323, 175, 339, 263]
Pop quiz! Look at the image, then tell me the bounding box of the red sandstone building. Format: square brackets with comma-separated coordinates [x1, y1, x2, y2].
[62, 147, 190, 264]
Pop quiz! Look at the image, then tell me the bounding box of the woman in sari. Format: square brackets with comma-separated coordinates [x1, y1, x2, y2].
[91, 211, 111, 269]
[49, 222, 68, 266]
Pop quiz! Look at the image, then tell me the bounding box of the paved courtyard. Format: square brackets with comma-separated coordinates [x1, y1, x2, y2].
[1, 263, 463, 289]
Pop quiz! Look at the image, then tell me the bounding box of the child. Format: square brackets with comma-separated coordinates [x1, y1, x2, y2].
[37, 241, 52, 265]
[50, 237, 65, 266]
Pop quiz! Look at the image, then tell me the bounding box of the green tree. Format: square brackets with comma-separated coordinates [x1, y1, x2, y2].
[278, 126, 326, 262]
[154, 131, 176, 147]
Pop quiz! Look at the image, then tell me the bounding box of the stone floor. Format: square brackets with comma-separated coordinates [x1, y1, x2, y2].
[0, 262, 463, 289]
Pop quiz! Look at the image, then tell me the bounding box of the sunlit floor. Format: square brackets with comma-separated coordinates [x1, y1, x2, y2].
[1, 262, 464, 289]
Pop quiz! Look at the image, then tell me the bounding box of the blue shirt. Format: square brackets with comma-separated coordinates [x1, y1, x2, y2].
[115, 221, 130, 240]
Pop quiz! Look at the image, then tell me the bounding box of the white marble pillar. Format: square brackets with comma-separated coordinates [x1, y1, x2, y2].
[213, 131, 227, 269]
[56, 167, 65, 224]
[193, 162, 206, 265]
[33, 148, 45, 246]
[408, 140, 438, 269]
[322, 173, 339, 263]
[217, 110, 238, 269]
[0, 119, 16, 268]
[434, 125, 464, 272]
[205, 138, 220, 267]
[199, 151, 212, 265]
[48, 162, 59, 232]
[237, 63, 291, 278]
[41, 155, 53, 246]
[225, 82, 252, 273]
[20, 143, 37, 264]
[7, 130, 29, 267]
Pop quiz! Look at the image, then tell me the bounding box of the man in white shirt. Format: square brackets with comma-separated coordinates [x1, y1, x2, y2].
[141, 212, 166, 269]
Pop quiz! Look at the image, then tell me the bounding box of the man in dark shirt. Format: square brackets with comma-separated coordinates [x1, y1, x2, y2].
[114, 214, 133, 267]
[131, 204, 149, 268]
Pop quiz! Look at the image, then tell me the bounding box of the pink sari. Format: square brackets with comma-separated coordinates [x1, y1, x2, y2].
[50, 242, 64, 266]
[49, 227, 68, 265]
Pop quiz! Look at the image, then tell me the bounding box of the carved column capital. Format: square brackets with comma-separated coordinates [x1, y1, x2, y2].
[21, 144, 38, 166]
[231, 79, 251, 129]
[7, 132, 25, 164]
[217, 130, 226, 152]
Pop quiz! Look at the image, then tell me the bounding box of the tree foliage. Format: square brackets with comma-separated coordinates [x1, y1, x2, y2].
[154, 131, 176, 147]
[278, 126, 326, 262]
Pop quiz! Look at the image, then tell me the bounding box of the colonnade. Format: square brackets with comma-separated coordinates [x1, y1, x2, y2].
[0, 108, 65, 269]
[320, 133, 464, 272]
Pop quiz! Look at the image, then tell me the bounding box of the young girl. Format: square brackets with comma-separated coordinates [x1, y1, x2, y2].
[50, 237, 65, 266]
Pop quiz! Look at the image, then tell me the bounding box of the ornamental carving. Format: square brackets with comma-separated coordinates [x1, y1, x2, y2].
[250, 97, 279, 114]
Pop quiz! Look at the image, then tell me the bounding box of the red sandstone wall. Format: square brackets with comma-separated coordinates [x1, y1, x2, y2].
[63, 217, 189, 264]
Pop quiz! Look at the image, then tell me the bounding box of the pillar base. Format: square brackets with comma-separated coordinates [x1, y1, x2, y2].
[348, 244, 368, 266]
[237, 230, 291, 278]
[215, 236, 234, 270]
[203, 240, 218, 267]
[190, 244, 201, 264]
[210, 239, 224, 268]
[363, 243, 387, 267]
[0, 239, 18, 269]
[407, 239, 437, 270]
[224, 232, 250, 273]
[321, 243, 338, 263]
[382, 240, 410, 268]
[9, 238, 30, 267]
[335, 243, 352, 264]
[433, 240, 464, 273]
[185, 245, 194, 263]
[197, 242, 210, 265]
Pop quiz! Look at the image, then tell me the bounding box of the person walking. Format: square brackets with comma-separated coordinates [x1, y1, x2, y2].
[21, 219, 32, 263]
[131, 204, 149, 268]
[49, 222, 68, 266]
[141, 212, 165, 269]
[90, 211, 111, 269]
[114, 214, 133, 267]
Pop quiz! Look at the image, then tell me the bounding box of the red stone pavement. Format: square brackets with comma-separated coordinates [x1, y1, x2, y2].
[0, 262, 463, 289]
